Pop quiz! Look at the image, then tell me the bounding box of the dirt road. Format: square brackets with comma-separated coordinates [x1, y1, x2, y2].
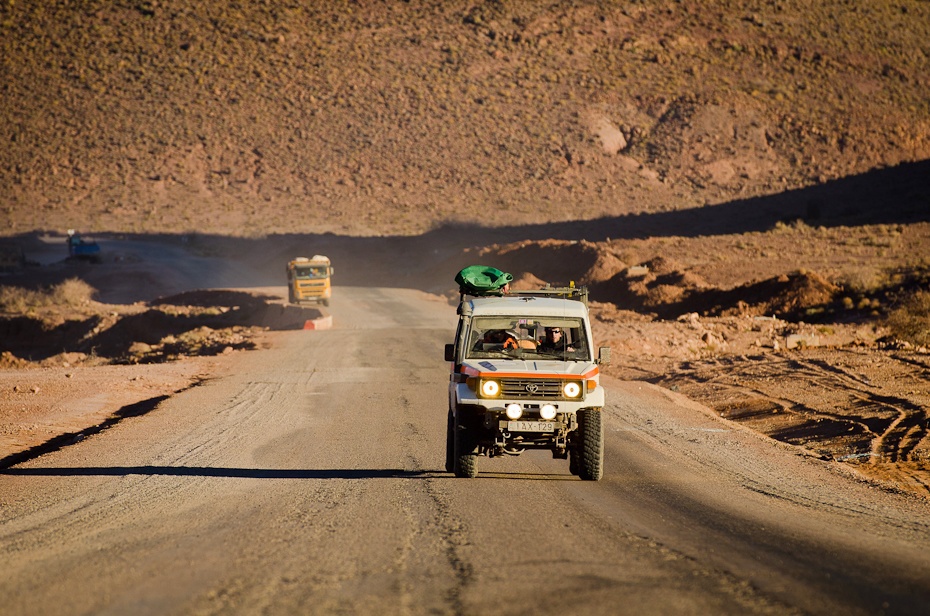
[1, 285, 928, 615]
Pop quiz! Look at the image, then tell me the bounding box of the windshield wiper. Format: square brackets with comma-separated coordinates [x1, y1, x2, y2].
[471, 350, 514, 359]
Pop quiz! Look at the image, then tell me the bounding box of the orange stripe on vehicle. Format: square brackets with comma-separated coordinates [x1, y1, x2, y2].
[460, 365, 483, 377]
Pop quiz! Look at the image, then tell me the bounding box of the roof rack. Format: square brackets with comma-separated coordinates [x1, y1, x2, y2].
[457, 288, 506, 309]
[459, 283, 588, 307]
[509, 283, 588, 306]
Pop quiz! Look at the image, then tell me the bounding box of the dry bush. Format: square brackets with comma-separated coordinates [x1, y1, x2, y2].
[50, 278, 96, 306]
[0, 285, 40, 313]
[0, 278, 96, 313]
[840, 267, 888, 295]
[885, 291, 930, 347]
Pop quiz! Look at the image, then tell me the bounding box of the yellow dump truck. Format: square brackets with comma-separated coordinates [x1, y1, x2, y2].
[286, 255, 334, 306]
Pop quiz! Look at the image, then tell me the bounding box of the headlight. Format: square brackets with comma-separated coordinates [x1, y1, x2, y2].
[480, 379, 500, 398]
[505, 404, 523, 419]
[563, 381, 582, 398]
[540, 404, 557, 420]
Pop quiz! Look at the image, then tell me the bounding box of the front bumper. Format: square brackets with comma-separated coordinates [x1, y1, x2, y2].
[453, 383, 605, 416]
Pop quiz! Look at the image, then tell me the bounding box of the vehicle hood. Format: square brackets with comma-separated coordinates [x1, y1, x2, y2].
[459, 359, 599, 379]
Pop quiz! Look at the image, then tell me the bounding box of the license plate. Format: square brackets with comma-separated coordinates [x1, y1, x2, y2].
[507, 421, 555, 432]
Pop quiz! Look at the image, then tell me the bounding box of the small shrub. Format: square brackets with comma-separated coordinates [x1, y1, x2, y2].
[885, 291, 930, 346]
[50, 278, 96, 306]
[841, 268, 887, 294]
[0, 285, 39, 313]
[0, 278, 96, 312]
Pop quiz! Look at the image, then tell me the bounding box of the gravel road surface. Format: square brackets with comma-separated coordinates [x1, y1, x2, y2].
[1, 286, 928, 615]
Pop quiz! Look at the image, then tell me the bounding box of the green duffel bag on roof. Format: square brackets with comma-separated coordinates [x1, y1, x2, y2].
[455, 265, 513, 295]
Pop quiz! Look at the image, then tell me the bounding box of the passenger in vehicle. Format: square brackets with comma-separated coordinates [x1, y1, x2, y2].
[474, 329, 507, 350]
[474, 329, 533, 351]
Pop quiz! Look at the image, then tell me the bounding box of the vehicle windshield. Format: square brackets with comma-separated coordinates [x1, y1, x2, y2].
[295, 266, 328, 279]
[466, 316, 589, 360]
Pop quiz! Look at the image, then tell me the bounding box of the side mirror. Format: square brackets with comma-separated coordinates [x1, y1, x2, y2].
[444, 344, 456, 362]
[597, 347, 611, 365]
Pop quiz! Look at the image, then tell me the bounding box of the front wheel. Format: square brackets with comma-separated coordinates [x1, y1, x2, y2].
[577, 409, 604, 481]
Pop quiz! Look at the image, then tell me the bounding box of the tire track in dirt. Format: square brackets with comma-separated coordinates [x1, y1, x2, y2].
[654, 350, 930, 496]
[786, 357, 929, 465]
[400, 414, 473, 616]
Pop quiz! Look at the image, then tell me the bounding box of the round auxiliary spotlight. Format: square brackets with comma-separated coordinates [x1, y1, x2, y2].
[540, 404, 557, 420]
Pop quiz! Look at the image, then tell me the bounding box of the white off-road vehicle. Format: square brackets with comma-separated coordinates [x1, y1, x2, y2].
[444, 285, 610, 480]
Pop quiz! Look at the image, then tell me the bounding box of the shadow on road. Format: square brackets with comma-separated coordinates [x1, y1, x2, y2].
[0, 466, 580, 480]
[468, 471, 578, 481]
[0, 466, 437, 479]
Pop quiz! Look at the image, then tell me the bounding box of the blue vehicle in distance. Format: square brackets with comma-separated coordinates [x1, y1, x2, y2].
[66, 229, 101, 263]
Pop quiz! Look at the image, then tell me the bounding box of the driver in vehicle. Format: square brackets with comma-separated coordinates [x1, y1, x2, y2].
[538, 326, 573, 353]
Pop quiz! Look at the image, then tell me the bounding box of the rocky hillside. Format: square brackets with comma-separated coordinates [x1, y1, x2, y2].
[2, 0, 929, 237]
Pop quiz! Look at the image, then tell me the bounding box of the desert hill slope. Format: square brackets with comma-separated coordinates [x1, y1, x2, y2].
[2, 0, 929, 237]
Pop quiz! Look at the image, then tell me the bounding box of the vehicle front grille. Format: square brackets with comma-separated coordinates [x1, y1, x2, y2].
[500, 378, 563, 399]
[297, 281, 326, 294]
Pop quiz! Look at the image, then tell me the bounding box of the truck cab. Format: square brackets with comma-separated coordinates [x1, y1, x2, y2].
[66, 230, 101, 263]
[445, 285, 610, 480]
[286, 255, 334, 306]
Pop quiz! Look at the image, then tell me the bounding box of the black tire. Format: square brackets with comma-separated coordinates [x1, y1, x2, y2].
[445, 409, 455, 473]
[322, 299, 330, 307]
[577, 409, 604, 481]
[453, 415, 479, 478]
